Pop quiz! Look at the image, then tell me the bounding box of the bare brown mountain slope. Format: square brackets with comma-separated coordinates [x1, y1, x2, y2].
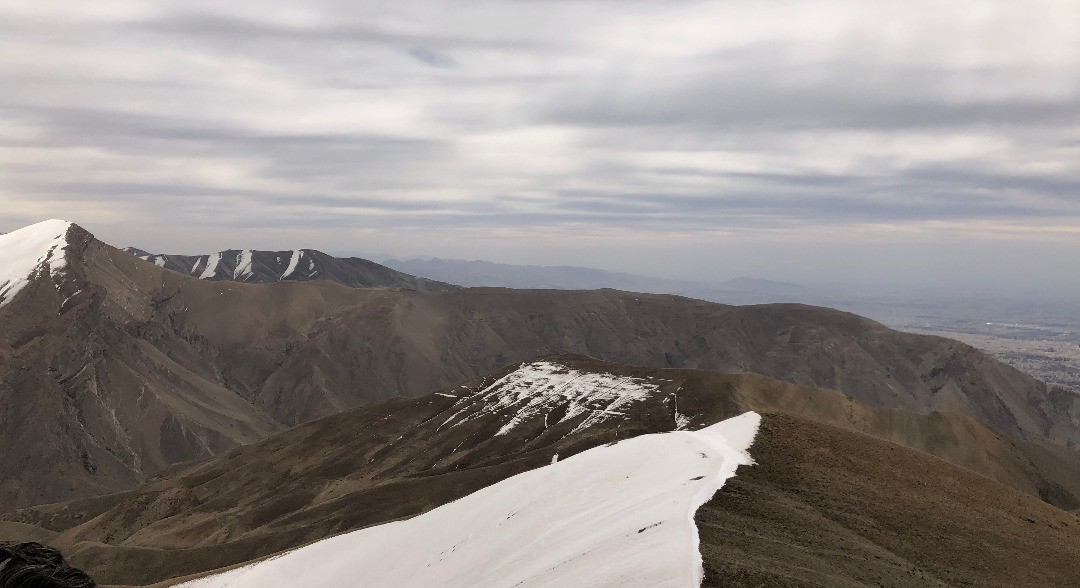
[0, 224, 282, 510]
[2, 357, 1077, 586]
[698, 414, 1080, 588]
[163, 277, 1080, 445]
[3, 222, 1079, 510]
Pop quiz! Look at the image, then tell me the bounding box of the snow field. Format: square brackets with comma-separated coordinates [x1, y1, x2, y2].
[178, 411, 761, 588]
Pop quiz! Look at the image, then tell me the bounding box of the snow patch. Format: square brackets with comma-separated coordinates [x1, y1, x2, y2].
[234, 250, 254, 279]
[153, 256, 166, 267]
[442, 361, 660, 436]
[178, 412, 761, 588]
[673, 391, 692, 430]
[675, 412, 692, 430]
[199, 253, 221, 279]
[0, 219, 72, 308]
[280, 250, 301, 280]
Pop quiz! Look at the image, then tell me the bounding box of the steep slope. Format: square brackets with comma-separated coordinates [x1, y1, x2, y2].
[125, 247, 454, 291]
[178, 413, 760, 588]
[0, 222, 283, 510]
[4, 357, 1079, 586]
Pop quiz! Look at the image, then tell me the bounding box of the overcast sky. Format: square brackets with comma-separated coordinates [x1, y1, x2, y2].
[1, 1, 1078, 295]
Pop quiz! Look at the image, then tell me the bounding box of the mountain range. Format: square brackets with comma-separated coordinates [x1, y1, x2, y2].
[2, 219, 1079, 586]
[1, 221, 1074, 506]
[382, 256, 809, 298]
[124, 247, 454, 291]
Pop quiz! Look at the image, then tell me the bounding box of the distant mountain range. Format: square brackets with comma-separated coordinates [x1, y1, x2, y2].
[120, 246, 808, 301]
[383, 256, 810, 299]
[124, 247, 454, 291]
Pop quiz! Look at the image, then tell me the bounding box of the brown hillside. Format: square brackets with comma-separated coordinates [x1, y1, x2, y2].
[3, 357, 1078, 586]
[0, 225, 281, 509]
[700, 414, 1080, 588]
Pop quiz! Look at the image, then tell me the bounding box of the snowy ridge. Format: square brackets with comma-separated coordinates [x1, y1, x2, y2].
[442, 361, 662, 436]
[178, 412, 761, 588]
[0, 219, 72, 308]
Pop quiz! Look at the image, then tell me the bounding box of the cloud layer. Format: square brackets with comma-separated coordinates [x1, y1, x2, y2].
[1, 0, 1078, 292]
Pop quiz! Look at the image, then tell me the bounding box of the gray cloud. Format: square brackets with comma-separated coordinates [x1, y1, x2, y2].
[408, 48, 456, 69]
[541, 60, 1080, 131]
[1, 0, 1078, 293]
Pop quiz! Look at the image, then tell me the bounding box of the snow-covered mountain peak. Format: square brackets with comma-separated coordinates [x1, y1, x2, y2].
[0, 219, 73, 307]
[179, 411, 761, 588]
[441, 360, 667, 436]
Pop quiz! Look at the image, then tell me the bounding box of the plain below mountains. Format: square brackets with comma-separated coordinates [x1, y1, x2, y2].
[1, 219, 1078, 513]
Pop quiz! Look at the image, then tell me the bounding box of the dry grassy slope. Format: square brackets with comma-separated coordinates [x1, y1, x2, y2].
[4, 357, 1079, 586]
[699, 414, 1080, 588]
[0, 226, 282, 510]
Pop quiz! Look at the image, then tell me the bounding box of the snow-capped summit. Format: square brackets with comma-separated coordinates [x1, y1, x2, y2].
[0, 219, 73, 307]
[179, 412, 761, 588]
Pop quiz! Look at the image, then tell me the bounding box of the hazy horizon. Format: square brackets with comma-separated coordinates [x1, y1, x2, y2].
[2, 1, 1078, 297]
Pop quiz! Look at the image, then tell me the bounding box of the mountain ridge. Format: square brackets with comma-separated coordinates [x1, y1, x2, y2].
[123, 246, 455, 291]
[382, 255, 810, 295]
[1, 219, 1078, 513]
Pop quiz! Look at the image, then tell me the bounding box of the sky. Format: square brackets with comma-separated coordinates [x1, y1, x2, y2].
[1, 1, 1078, 295]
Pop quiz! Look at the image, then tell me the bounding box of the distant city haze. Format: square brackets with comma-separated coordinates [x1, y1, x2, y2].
[1, 1, 1078, 297]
